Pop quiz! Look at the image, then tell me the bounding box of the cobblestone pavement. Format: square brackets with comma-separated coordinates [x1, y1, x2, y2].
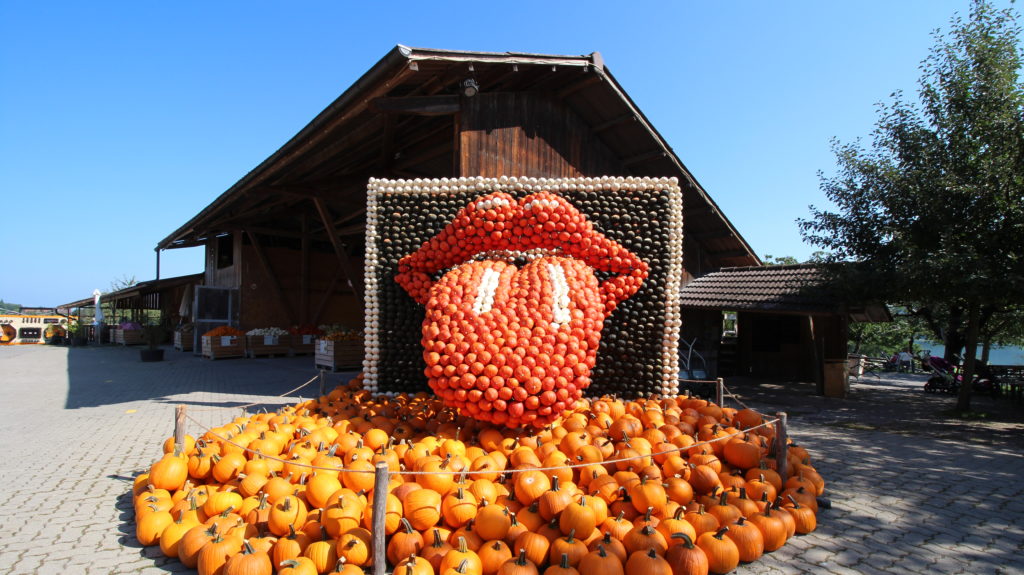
[1, 345, 1022, 574]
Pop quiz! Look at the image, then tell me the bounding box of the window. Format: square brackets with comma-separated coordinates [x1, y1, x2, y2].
[216, 234, 234, 269]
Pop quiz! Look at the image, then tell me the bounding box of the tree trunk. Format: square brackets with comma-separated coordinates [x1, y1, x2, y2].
[943, 306, 965, 363]
[955, 301, 981, 413]
[980, 335, 991, 365]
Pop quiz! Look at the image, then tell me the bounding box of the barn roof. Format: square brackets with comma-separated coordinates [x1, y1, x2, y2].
[156, 45, 758, 268]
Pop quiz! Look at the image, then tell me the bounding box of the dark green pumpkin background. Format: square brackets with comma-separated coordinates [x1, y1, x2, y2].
[368, 185, 680, 398]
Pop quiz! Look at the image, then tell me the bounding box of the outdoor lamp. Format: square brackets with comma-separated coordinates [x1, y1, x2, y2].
[461, 78, 479, 98]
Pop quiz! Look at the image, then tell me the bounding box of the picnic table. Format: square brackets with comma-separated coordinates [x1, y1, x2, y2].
[988, 365, 1024, 401]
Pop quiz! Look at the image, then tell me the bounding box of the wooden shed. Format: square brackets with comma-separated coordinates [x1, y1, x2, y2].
[155, 46, 759, 337]
[679, 264, 890, 396]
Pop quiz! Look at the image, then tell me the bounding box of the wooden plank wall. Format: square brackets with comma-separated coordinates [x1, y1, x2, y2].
[204, 234, 241, 289]
[239, 244, 363, 330]
[460, 92, 625, 178]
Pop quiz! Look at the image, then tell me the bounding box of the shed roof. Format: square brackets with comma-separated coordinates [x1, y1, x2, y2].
[57, 273, 204, 312]
[679, 264, 890, 321]
[156, 45, 759, 269]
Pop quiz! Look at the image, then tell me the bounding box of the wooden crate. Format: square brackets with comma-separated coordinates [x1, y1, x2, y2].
[314, 339, 364, 371]
[289, 334, 317, 356]
[113, 329, 144, 346]
[174, 329, 194, 352]
[245, 334, 291, 358]
[201, 335, 245, 360]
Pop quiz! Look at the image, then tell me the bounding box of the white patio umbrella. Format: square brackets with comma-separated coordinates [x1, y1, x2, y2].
[178, 284, 193, 322]
[92, 289, 104, 325]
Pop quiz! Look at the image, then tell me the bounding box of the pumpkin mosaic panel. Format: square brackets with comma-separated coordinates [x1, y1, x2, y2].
[363, 177, 685, 419]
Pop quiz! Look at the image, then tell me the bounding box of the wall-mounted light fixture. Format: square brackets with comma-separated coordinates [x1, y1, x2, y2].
[461, 78, 480, 98]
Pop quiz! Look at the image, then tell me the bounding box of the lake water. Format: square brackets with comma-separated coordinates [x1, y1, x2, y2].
[917, 341, 1024, 365]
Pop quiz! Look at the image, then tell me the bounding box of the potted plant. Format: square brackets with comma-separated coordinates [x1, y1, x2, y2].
[67, 320, 87, 346]
[140, 321, 167, 362]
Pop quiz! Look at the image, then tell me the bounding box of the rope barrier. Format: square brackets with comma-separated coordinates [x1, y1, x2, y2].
[720, 381, 753, 411]
[183, 373, 321, 412]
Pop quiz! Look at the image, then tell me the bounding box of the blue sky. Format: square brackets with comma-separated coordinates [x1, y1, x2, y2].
[1, 0, 1014, 307]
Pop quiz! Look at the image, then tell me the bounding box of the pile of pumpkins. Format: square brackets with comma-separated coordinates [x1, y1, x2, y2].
[134, 376, 825, 575]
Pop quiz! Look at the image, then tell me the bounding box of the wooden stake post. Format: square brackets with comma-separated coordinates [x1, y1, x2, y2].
[372, 462, 389, 575]
[174, 405, 186, 452]
[715, 378, 724, 406]
[775, 411, 788, 491]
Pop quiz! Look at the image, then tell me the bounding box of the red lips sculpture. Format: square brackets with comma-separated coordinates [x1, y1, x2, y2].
[396, 191, 648, 427]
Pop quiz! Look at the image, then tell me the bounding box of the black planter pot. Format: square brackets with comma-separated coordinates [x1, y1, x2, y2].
[140, 348, 165, 362]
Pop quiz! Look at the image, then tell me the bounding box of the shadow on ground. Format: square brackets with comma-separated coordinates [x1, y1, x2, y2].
[63, 345, 356, 410]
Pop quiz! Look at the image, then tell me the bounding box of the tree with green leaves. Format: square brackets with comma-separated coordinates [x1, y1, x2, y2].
[800, 0, 1024, 412]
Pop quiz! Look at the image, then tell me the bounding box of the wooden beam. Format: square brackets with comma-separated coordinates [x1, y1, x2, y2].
[300, 213, 309, 325]
[312, 268, 343, 325]
[240, 226, 306, 240]
[371, 95, 460, 116]
[246, 231, 297, 326]
[593, 113, 635, 134]
[685, 206, 719, 218]
[379, 114, 395, 177]
[709, 249, 753, 259]
[623, 149, 667, 166]
[556, 74, 603, 100]
[688, 228, 736, 240]
[313, 197, 364, 302]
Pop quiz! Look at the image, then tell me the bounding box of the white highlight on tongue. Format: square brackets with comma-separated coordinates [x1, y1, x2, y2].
[473, 267, 502, 315]
[547, 262, 571, 329]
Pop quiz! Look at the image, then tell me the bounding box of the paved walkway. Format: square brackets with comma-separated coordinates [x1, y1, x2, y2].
[0, 344, 1022, 574]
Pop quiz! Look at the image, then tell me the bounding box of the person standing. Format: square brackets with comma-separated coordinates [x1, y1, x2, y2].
[898, 349, 913, 373]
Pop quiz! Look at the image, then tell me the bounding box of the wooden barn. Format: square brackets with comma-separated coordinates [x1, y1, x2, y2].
[155, 46, 760, 343]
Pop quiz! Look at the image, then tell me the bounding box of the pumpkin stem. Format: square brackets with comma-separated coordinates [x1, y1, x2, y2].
[400, 518, 415, 534]
[431, 528, 445, 548]
[566, 528, 576, 543]
[455, 559, 470, 574]
[456, 536, 469, 553]
[241, 539, 255, 554]
[516, 548, 529, 566]
[559, 552, 570, 569]
[670, 532, 696, 548]
[673, 506, 685, 520]
[714, 526, 730, 540]
[596, 543, 609, 557]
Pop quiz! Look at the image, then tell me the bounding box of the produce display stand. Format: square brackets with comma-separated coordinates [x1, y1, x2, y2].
[245, 334, 291, 358]
[173, 328, 193, 352]
[314, 339, 363, 371]
[112, 328, 143, 346]
[200, 335, 244, 360]
[289, 333, 317, 356]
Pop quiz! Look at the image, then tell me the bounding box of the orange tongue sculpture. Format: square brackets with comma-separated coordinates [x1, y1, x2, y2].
[422, 257, 604, 427]
[397, 191, 648, 428]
